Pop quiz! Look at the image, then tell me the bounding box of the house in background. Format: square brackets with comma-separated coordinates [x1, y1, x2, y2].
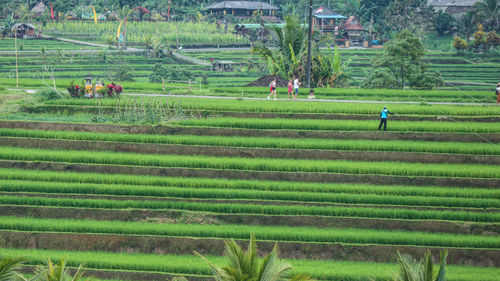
[344, 16, 365, 46]
[427, 0, 499, 14]
[204, 1, 280, 22]
[312, 6, 347, 34]
[12, 23, 36, 39]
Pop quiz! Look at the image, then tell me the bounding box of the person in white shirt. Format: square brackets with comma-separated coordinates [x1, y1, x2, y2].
[496, 82, 500, 104]
[293, 78, 301, 100]
[267, 77, 277, 100]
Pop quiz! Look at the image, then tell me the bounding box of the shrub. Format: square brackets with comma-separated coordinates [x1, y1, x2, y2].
[486, 30, 500, 49]
[67, 81, 81, 98]
[149, 63, 194, 83]
[35, 89, 62, 101]
[453, 37, 468, 53]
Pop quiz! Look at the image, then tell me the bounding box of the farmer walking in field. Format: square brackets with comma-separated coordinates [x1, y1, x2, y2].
[268, 77, 277, 100]
[378, 106, 394, 131]
[496, 82, 500, 104]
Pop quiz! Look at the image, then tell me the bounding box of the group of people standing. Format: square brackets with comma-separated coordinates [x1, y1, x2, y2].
[268, 77, 301, 100]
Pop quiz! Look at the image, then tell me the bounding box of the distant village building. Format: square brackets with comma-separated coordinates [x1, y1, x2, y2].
[31, 1, 47, 17]
[204, 1, 279, 20]
[12, 23, 35, 39]
[212, 60, 240, 72]
[427, 0, 499, 14]
[344, 16, 365, 46]
[313, 6, 347, 34]
[12, 23, 36, 39]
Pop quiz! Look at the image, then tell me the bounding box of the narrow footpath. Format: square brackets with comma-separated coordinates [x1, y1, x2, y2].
[123, 93, 497, 106]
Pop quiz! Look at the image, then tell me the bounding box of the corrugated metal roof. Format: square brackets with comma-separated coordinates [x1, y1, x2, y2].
[313, 6, 346, 19]
[13, 23, 36, 29]
[427, 0, 497, 7]
[205, 1, 279, 10]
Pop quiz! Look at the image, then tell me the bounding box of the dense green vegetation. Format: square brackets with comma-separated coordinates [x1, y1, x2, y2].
[0, 8, 499, 279]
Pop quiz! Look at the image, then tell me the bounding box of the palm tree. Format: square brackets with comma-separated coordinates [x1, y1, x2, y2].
[475, 0, 499, 30]
[18, 258, 86, 281]
[195, 235, 313, 281]
[0, 256, 26, 281]
[393, 250, 447, 281]
[251, 15, 308, 80]
[460, 10, 477, 42]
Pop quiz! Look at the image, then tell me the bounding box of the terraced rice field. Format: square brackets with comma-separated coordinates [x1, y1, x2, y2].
[0, 96, 499, 281]
[1, 37, 498, 93]
[186, 49, 500, 90]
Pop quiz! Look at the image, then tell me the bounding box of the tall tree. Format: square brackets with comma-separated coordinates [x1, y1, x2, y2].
[380, 0, 435, 36]
[362, 29, 443, 89]
[251, 15, 308, 80]
[459, 10, 478, 42]
[474, 0, 499, 31]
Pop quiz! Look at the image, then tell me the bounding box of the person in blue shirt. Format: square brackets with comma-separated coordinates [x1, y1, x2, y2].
[378, 106, 394, 131]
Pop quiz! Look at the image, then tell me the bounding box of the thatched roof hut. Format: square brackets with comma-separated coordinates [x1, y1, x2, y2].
[31, 1, 48, 16]
[204, 1, 279, 17]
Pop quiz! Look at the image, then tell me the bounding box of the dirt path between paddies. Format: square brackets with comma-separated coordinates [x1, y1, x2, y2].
[123, 93, 498, 106]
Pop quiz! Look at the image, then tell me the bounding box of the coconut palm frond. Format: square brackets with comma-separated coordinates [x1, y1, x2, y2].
[194, 251, 231, 281]
[422, 251, 434, 281]
[395, 251, 421, 281]
[435, 250, 447, 281]
[0, 256, 27, 281]
[259, 245, 292, 281]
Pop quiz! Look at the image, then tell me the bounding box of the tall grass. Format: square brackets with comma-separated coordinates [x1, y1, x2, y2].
[1, 195, 498, 222]
[1, 128, 500, 155]
[46, 97, 500, 116]
[173, 117, 500, 134]
[1, 168, 497, 199]
[2, 180, 498, 209]
[45, 21, 247, 46]
[1, 216, 498, 248]
[0, 146, 498, 179]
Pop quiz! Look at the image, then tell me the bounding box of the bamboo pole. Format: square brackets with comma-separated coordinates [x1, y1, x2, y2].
[14, 27, 19, 89]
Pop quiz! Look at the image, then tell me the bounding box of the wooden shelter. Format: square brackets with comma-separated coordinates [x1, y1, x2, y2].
[31, 1, 47, 16]
[12, 23, 36, 39]
[205, 1, 279, 17]
[313, 6, 347, 34]
[212, 60, 240, 72]
[344, 16, 365, 46]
